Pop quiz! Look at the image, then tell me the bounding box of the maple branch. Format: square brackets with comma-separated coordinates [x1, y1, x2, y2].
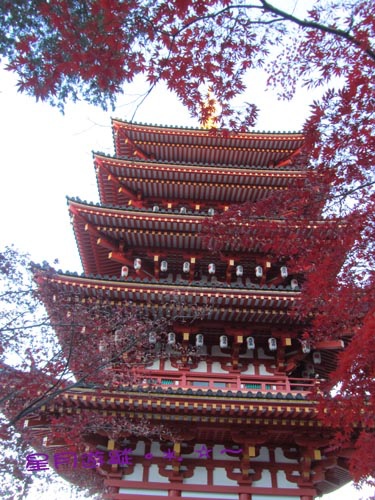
[260, 0, 375, 62]
[0, 312, 32, 333]
[8, 333, 141, 425]
[163, 4, 282, 40]
[8, 326, 82, 424]
[130, 81, 158, 122]
[0, 319, 53, 333]
[333, 179, 375, 200]
[0, 287, 34, 300]
[163, 2, 375, 63]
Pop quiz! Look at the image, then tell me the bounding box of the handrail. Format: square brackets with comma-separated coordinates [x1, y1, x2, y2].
[130, 371, 316, 394]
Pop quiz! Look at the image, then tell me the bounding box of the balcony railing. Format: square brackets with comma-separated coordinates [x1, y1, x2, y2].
[135, 372, 316, 395]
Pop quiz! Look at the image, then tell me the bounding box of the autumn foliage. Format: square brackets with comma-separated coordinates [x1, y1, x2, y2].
[0, 1, 370, 126]
[1, 0, 375, 489]
[0, 248, 173, 497]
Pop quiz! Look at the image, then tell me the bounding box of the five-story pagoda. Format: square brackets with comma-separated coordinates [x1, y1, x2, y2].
[29, 120, 352, 499]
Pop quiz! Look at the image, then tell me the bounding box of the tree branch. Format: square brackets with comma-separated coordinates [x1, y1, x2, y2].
[162, 2, 375, 63]
[7, 333, 143, 424]
[260, 0, 375, 62]
[332, 179, 375, 200]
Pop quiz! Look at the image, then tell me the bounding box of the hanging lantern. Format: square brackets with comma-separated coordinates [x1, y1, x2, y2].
[208, 263, 216, 275]
[180, 206, 187, 214]
[160, 260, 168, 272]
[134, 258, 142, 270]
[313, 351, 322, 364]
[153, 205, 159, 212]
[168, 332, 176, 345]
[301, 339, 311, 354]
[236, 265, 244, 277]
[291, 279, 299, 290]
[208, 208, 215, 216]
[183, 261, 190, 273]
[280, 266, 288, 278]
[268, 337, 277, 351]
[121, 265, 129, 278]
[255, 265, 263, 278]
[220, 335, 228, 349]
[149, 332, 157, 344]
[114, 329, 122, 344]
[246, 336, 255, 350]
[196, 334, 204, 347]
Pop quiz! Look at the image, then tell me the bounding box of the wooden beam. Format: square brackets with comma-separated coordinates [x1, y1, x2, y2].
[314, 340, 344, 350]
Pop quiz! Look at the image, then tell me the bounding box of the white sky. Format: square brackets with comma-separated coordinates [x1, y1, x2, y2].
[1, 53, 374, 500]
[0, 65, 315, 272]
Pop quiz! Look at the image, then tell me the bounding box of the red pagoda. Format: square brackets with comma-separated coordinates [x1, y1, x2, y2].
[27, 120, 352, 499]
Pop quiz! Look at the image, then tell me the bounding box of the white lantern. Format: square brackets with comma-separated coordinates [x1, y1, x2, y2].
[291, 279, 299, 290]
[121, 265, 129, 278]
[236, 265, 244, 277]
[246, 336, 255, 350]
[313, 351, 322, 364]
[153, 205, 159, 212]
[208, 208, 215, 216]
[180, 206, 187, 214]
[196, 334, 204, 347]
[208, 263, 216, 275]
[168, 332, 176, 345]
[220, 335, 228, 349]
[160, 260, 168, 272]
[183, 261, 190, 273]
[280, 266, 288, 278]
[301, 339, 311, 354]
[149, 332, 157, 344]
[255, 265, 263, 278]
[268, 337, 277, 351]
[134, 258, 142, 270]
[114, 329, 121, 344]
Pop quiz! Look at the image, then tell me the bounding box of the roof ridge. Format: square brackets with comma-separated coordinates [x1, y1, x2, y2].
[111, 118, 303, 136]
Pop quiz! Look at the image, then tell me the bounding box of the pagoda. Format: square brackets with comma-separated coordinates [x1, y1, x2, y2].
[27, 120, 352, 499]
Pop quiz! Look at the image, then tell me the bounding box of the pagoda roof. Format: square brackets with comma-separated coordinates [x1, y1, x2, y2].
[68, 197, 343, 279]
[112, 119, 305, 167]
[48, 271, 301, 325]
[57, 384, 317, 421]
[94, 153, 305, 207]
[69, 197, 205, 276]
[22, 380, 352, 497]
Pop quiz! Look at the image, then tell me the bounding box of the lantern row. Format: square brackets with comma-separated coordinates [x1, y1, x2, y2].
[149, 332, 321, 363]
[122, 261, 296, 286]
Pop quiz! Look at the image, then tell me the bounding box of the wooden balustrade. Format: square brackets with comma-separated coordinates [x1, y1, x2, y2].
[137, 372, 316, 394]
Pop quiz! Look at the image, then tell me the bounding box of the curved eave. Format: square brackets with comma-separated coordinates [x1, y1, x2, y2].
[68, 198, 344, 278]
[94, 153, 305, 206]
[68, 198, 342, 236]
[112, 119, 305, 167]
[68, 198, 204, 275]
[46, 272, 301, 324]
[50, 385, 319, 425]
